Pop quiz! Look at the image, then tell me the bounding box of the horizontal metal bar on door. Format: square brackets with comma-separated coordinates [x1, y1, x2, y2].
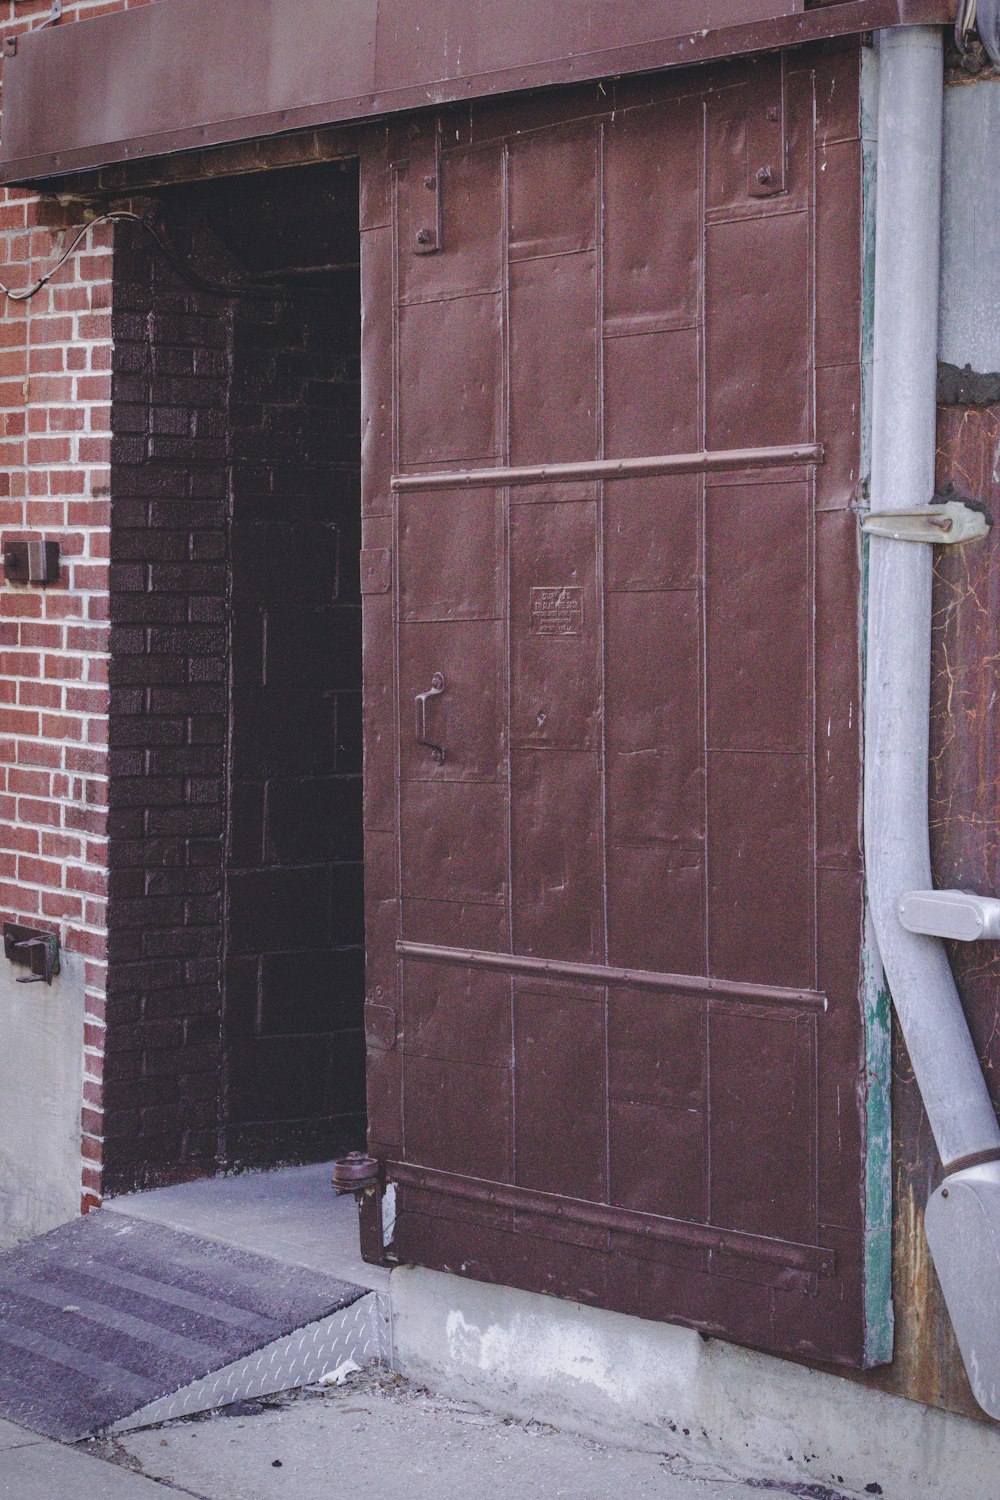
[391, 442, 824, 494]
[388, 1162, 835, 1275]
[396, 941, 828, 1013]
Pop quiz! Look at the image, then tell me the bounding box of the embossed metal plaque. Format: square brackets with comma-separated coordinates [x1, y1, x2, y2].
[530, 586, 583, 637]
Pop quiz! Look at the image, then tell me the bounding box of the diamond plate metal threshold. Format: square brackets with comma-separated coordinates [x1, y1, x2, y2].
[111, 1289, 390, 1433]
[0, 1211, 389, 1441]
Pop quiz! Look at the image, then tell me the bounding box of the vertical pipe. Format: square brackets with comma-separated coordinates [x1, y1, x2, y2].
[865, 26, 1000, 1170]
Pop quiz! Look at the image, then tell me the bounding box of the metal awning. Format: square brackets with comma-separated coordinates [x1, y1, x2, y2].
[0, 0, 954, 186]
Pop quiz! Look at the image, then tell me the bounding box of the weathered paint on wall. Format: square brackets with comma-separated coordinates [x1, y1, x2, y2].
[888, 61, 1000, 1422]
[859, 40, 894, 1368]
[852, 402, 1000, 1424]
[862, 937, 894, 1364]
[843, 61, 1000, 1425]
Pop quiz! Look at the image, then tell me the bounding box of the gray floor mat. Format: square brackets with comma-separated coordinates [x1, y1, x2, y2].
[0, 1210, 366, 1440]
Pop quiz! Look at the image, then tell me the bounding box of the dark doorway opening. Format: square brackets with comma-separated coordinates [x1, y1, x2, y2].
[106, 161, 365, 1191]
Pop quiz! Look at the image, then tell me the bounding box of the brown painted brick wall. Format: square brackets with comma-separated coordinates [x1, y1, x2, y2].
[105, 170, 364, 1189]
[105, 216, 230, 1190]
[225, 234, 365, 1165]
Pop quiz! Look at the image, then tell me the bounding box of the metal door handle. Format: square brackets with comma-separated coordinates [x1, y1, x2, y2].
[415, 672, 446, 763]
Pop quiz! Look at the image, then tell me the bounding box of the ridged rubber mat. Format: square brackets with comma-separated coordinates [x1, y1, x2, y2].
[0, 1210, 366, 1440]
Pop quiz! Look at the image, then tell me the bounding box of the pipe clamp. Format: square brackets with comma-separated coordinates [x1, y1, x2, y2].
[862, 500, 990, 545]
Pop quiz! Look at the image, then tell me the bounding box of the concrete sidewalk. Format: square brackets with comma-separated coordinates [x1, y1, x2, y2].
[1, 1366, 854, 1500]
[1, 1417, 168, 1498]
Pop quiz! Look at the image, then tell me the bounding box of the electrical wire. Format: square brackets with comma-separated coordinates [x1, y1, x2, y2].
[0, 210, 141, 301]
[973, 0, 1000, 63]
[0, 207, 337, 303]
[956, 0, 978, 53]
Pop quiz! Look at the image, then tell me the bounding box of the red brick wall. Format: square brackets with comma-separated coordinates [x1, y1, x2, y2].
[0, 3, 147, 1215]
[0, 4, 367, 1213]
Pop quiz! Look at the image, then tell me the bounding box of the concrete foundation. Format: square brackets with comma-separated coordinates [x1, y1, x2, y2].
[390, 1266, 1000, 1500]
[55, 1164, 1000, 1495]
[0, 949, 84, 1251]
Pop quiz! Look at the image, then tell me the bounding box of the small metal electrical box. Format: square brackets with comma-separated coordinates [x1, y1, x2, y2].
[3, 539, 60, 585]
[899, 889, 1000, 943]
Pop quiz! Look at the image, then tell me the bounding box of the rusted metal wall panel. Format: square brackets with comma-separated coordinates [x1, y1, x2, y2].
[855, 404, 1000, 1421]
[361, 44, 876, 1368]
[0, 0, 954, 185]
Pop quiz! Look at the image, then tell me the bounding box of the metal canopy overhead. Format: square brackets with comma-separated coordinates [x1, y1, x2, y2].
[0, 0, 954, 185]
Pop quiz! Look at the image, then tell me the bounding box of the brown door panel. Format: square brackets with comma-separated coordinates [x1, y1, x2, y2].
[362, 44, 870, 1367]
[398, 487, 504, 623]
[513, 981, 608, 1202]
[399, 781, 507, 905]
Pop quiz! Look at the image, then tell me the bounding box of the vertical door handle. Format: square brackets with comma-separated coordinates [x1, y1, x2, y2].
[415, 672, 446, 763]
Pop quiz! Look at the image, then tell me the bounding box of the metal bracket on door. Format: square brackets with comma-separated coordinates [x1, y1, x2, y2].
[415, 672, 446, 764]
[747, 52, 787, 199]
[409, 122, 443, 255]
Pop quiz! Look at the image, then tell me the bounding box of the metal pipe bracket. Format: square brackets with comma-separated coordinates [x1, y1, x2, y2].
[862, 499, 990, 545]
[3, 920, 60, 984]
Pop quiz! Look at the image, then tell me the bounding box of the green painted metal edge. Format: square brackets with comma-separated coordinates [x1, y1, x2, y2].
[862, 921, 894, 1365]
[859, 38, 894, 1368]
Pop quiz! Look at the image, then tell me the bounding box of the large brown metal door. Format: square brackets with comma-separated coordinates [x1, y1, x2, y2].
[361, 44, 872, 1365]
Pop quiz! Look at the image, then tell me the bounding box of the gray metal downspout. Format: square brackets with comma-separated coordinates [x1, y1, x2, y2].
[866, 24, 1000, 1417]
